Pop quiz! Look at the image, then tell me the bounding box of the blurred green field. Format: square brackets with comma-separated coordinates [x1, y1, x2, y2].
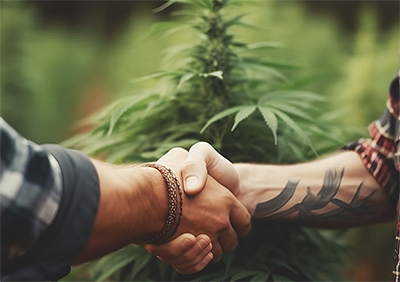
[1, 1, 398, 281]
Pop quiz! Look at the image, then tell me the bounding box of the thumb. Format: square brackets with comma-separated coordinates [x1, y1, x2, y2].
[183, 142, 239, 196]
[182, 148, 208, 196]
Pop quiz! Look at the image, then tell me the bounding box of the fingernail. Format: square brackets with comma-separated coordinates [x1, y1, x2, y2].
[205, 252, 213, 263]
[181, 239, 194, 250]
[199, 239, 209, 249]
[185, 176, 199, 192]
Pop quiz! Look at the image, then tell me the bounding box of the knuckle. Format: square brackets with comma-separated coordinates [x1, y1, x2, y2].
[192, 141, 212, 151]
[182, 161, 198, 173]
[168, 147, 187, 155]
[219, 219, 231, 233]
[244, 213, 252, 230]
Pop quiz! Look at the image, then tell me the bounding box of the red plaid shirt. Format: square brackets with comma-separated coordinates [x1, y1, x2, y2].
[344, 73, 399, 281]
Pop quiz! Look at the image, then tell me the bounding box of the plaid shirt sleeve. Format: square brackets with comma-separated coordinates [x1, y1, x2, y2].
[343, 75, 399, 207]
[0, 117, 63, 259]
[1, 118, 100, 281]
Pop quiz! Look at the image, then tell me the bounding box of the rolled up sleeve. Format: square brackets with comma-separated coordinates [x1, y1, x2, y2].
[1, 118, 100, 281]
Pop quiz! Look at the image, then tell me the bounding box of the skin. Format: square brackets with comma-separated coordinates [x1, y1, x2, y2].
[148, 143, 396, 274]
[236, 152, 394, 227]
[73, 146, 251, 264]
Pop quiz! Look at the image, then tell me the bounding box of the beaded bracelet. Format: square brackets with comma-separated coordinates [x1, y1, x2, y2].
[142, 163, 183, 244]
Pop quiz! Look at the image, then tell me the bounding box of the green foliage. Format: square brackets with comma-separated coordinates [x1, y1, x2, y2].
[1, 1, 100, 143]
[68, 0, 346, 165]
[68, 1, 350, 281]
[3, 1, 395, 280]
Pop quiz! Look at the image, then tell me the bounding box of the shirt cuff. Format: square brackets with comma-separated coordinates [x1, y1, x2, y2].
[2, 145, 100, 281]
[342, 140, 399, 207]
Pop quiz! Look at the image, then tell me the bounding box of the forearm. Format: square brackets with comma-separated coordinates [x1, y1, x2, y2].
[236, 151, 396, 228]
[74, 161, 168, 263]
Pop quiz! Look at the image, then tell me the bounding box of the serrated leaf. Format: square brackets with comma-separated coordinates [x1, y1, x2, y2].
[258, 106, 278, 144]
[231, 106, 256, 131]
[201, 106, 247, 133]
[272, 109, 317, 156]
[267, 102, 312, 121]
[107, 95, 157, 137]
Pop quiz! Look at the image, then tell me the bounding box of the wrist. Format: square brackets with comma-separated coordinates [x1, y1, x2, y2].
[122, 166, 168, 241]
[234, 163, 291, 215]
[77, 161, 168, 262]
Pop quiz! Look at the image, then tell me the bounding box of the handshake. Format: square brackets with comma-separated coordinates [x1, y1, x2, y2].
[76, 140, 384, 274]
[144, 142, 252, 274]
[77, 142, 255, 274]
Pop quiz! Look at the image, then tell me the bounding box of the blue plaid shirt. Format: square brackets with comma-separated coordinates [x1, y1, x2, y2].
[1, 117, 63, 259]
[1, 118, 100, 281]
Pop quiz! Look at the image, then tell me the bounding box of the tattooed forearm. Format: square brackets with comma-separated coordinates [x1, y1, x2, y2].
[255, 180, 298, 217]
[254, 168, 376, 222]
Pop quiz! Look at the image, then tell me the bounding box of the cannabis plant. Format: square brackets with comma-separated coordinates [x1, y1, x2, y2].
[68, 0, 348, 281]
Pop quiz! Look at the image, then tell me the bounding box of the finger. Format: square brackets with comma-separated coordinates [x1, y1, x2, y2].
[144, 233, 196, 258]
[165, 236, 212, 267]
[176, 252, 214, 274]
[210, 239, 223, 263]
[218, 226, 238, 253]
[157, 234, 212, 265]
[230, 199, 252, 238]
[184, 142, 239, 195]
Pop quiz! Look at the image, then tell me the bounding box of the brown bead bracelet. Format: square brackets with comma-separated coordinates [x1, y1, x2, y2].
[142, 163, 183, 244]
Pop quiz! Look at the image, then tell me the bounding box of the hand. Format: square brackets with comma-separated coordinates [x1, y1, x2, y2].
[145, 143, 250, 274]
[146, 233, 214, 274]
[150, 147, 251, 263]
[181, 142, 240, 196]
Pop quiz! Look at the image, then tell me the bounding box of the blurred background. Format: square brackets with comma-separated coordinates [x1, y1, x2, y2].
[1, 0, 398, 281]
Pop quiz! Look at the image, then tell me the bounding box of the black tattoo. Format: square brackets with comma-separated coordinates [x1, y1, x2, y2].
[254, 168, 376, 221]
[255, 180, 298, 217]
